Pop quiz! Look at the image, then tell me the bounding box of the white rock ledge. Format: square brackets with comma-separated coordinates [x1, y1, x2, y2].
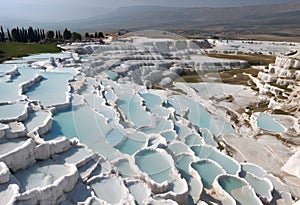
[5, 122, 27, 139]
[15, 162, 79, 205]
[0, 102, 29, 124]
[88, 175, 135, 205]
[30, 114, 53, 136]
[35, 137, 71, 160]
[0, 138, 36, 172]
[20, 74, 44, 94]
[0, 162, 10, 184]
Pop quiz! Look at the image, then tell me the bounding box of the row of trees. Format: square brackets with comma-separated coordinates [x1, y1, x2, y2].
[0, 26, 104, 43]
[85, 32, 104, 39]
[0, 26, 46, 42]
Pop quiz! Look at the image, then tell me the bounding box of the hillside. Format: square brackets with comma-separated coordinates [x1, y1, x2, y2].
[60, 2, 300, 33]
[1, 2, 300, 39]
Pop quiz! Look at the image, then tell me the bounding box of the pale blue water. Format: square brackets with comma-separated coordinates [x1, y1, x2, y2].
[257, 113, 285, 133]
[103, 88, 116, 103]
[54, 105, 109, 141]
[25, 72, 74, 106]
[22, 53, 72, 61]
[161, 131, 176, 141]
[150, 106, 169, 117]
[0, 102, 27, 120]
[114, 159, 135, 178]
[103, 70, 119, 81]
[140, 93, 163, 110]
[185, 134, 203, 146]
[167, 95, 235, 137]
[117, 93, 152, 128]
[168, 141, 191, 154]
[242, 163, 266, 178]
[115, 133, 147, 155]
[174, 122, 193, 140]
[218, 175, 246, 194]
[44, 103, 118, 160]
[191, 160, 225, 189]
[191, 145, 240, 175]
[201, 129, 218, 147]
[0, 64, 16, 76]
[175, 153, 204, 199]
[105, 128, 124, 147]
[175, 154, 194, 179]
[0, 78, 22, 103]
[140, 117, 173, 135]
[44, 108, 77, 141]
[83, 94, 115, 119]
[17, 67, 42, 84]
[135, 149, 172, 183]
[0, 67, 42, 103]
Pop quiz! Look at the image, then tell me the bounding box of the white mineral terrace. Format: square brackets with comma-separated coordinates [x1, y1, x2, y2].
[0, 36, 299, 204]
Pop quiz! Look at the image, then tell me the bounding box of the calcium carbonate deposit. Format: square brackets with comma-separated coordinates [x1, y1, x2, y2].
[0, 33, 300, 205]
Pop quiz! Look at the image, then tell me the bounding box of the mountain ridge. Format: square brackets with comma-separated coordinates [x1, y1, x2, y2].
[1, 2, 300, 38]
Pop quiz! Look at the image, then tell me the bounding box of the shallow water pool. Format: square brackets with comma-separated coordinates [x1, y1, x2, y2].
[256, 113, 285, 133]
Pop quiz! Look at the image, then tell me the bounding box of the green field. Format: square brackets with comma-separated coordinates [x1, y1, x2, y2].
[0, 42, 61, 63]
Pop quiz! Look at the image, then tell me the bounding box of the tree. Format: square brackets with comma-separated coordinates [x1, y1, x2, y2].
[11, 28, 20, 42]
[63, 28, 71, 40]
[22, 28, 28, 42]
[98, 32, 104, 38]
[58, 31, 62, 39]
[47, 30, 55, 40]
[55, 31, 59, 40]
[20, 27, 26, 42]
[72, 32, 82, 41]
[27, 27, 35, 42]
[7, 29, 12, 41]
[94, 32, 98, 38]
[85, 32, 90, 38]
[0, 26, 5, 42]
[42, 29, 46, 40]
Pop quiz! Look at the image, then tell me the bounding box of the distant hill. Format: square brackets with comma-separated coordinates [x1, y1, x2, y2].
[55, 3, 299, 31]
[2, 2, 300, 38]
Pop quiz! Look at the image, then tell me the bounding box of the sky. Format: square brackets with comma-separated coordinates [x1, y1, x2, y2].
[0, 0, 299, 22]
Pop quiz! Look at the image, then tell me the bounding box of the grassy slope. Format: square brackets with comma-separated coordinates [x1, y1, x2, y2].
[0, 42, 61, 62]
[206, 53, 276, 66]
[177, 68, 260, 86]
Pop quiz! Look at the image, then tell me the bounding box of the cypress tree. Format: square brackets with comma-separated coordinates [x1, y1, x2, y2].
[24, 29, 28, 42]
[37, 29, 41, 41]
[63, 28, 71, 40]
[11, 28, 19, 42]
[58, 31, 62, 39]
[98, 32, 104, 38]
[55, 31, 58, 40]
[27, 27, 34, 42]
[17, 27, 22, 42]
[21, 27, 26, 42]
[7, 29, 12, 41]
[0, 26, 5, 42]
[34, 30, 38, 42]
[42, 29, 46, 40]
